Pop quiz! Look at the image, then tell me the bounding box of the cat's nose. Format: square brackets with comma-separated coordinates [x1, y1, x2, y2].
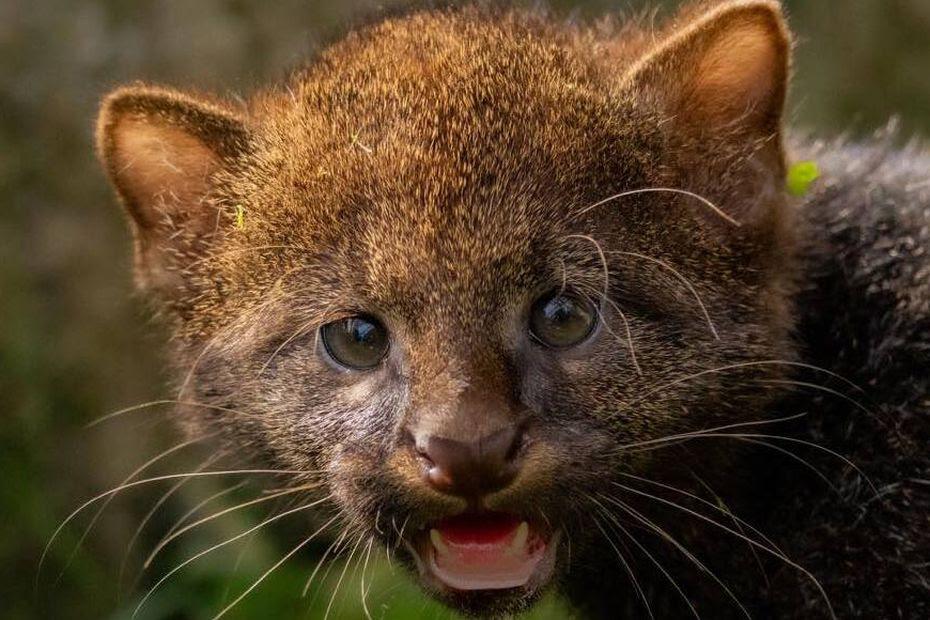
[417, 426, 524, 499]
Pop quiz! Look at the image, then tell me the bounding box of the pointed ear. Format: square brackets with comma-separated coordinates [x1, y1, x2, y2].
[96, 85, 250, 296]
[625, 0, 790, 140]
[622, 1, 791, 228]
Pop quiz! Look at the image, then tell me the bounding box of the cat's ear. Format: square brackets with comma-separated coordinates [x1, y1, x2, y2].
[622, 1, 791, 224]
[96, 85, 250, 296]
[625, 0, 790, 137]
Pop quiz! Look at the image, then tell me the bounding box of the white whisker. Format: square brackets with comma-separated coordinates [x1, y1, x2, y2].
[132, 500, 334, 619]
[211, 514, 336, 620]
[143, 482, 319, 569]
[608, 250, 719, 339]
[573, 187, 741, 227]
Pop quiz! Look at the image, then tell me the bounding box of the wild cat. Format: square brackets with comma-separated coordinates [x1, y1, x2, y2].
[76, 0, 930, 617]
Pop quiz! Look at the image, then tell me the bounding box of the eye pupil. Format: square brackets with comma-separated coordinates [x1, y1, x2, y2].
[529, 291, 597, 349]
[545, 297, 574, 323]
[349, 319, 376, 344]
[321, 315, 389, 369]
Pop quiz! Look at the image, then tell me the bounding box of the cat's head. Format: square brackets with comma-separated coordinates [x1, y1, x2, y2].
[97, 0, 793, 614]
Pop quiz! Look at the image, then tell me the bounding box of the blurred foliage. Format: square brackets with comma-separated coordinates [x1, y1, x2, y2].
[1, 1, 927, 619]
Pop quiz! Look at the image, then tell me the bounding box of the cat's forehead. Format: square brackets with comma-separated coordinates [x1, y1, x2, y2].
[256, 8, 643, 175]
[240, 10, 666, 316]
[329, 190, 553, 314]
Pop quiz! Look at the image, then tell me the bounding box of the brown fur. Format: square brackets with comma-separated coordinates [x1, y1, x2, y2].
[94, 1, 929, 617]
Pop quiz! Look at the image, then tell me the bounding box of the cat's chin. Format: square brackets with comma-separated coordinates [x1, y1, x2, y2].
[403, 512, 561, 614]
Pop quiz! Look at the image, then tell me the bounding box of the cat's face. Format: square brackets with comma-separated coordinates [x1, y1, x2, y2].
[97, 2, 793, 615]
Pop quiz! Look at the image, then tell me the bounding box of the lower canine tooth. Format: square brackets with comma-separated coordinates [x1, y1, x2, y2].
[430, 529, 450, 556]
[509, 521, 529, 555]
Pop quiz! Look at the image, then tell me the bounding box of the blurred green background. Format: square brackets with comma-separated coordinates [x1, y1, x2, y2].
[2, 1, 928, 618]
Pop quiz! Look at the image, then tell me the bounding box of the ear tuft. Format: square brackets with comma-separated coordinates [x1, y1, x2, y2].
[96, 85, 250, 295]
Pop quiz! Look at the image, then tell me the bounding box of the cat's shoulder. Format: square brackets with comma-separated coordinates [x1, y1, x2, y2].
[791, 126, 929, 409]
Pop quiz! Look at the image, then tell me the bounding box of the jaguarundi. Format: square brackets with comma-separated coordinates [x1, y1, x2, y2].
[87, 0, 929, 617]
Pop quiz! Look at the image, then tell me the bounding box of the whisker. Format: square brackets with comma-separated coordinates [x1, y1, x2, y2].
[177, 330, 231, 404]
[590, 509, 654, 619]
[573, 187, 741, 227]
[38, 434, 213, 589]
[616, 359, 868, 417]
[84, 399, 180, 428]
[159, 480, 249, 547]
[564, 234, 611, 294]
[324, 533, 366, 620]
[561, 234, 644, 374]
[303, 525, 351, 597]
[610, 482, 836, 619]
[176, 273, 342, 400]
[373, 507, 384, 536]
[598, 493, 751, 618]
[342, 532, 373, 615]
[386, 517, 398, 570]
[173, 283, 304, 399]
[623, 432, 840, 492]
[729, 436, 839, 492]
[359, 536, 376, 620]
[572, 279, 642, 375]
[143, 482, 320, 569]
[614, 411, 810, 451]
[87, 399, 265, 427]
[40, 467, 316, 588]
[556, 257, 569, 295]
[132, 499, 335, 619]
[219, 521, 260, 606]
[756, 379, 875, 417]
[118, 453, 223, 595]
[392, 515, 411, 557]
[607, 250, 719, 339]
[620, 471, 786, 560]
[591, 291, 643, 376]
[594, 503, 700, 619]
[258, 298, 341, 376]
[689, 472, 771, 587]
[258, 317, 317, 375]
[211, 514, 336, 620]
[621, 428, 869, 495]
[563, 234, 643, 376]
[707, 432, 877, 495]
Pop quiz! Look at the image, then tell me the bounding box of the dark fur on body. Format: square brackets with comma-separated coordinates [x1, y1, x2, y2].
[776, 138, 930, 617]
[560, 137, 930, 618]
[94, 1, 929, 618]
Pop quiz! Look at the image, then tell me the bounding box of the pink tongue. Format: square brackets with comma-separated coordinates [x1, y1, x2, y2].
[429, 513, 545, 591]
[437, 512, 522, 545]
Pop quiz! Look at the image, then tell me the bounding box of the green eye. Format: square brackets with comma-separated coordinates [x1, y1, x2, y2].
[529, 291, 598, 349]
[320, 316, 389, 370]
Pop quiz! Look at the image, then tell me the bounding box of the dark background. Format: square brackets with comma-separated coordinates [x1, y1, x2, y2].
[2, 1, 929, 618]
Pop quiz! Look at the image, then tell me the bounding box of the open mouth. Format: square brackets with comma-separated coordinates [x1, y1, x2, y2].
[413, 512, 556, 593]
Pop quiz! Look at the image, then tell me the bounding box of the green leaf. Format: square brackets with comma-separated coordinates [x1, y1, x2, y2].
[787, 161, 821, 196]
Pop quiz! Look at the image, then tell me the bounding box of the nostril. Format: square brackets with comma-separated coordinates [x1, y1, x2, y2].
[504, 429, 526, 462]
[482, 425, 523, 465]
[415, 444, 434, 466]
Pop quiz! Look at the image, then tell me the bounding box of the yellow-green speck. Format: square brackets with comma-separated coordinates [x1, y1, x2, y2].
[787, 161, 821, 196]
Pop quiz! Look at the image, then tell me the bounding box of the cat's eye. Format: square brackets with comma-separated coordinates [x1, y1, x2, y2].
[529, 290, 598, 349]
[320, 315, 389, 370]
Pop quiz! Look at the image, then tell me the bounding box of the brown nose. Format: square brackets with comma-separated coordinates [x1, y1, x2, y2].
[417, 426, 523, 498]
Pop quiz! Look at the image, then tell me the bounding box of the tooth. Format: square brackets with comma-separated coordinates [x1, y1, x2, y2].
[430, 529, 450, 556]
[510, 522, 529, 554]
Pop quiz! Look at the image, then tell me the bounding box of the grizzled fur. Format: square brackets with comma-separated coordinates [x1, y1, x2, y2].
[95, 1, 929, 618]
